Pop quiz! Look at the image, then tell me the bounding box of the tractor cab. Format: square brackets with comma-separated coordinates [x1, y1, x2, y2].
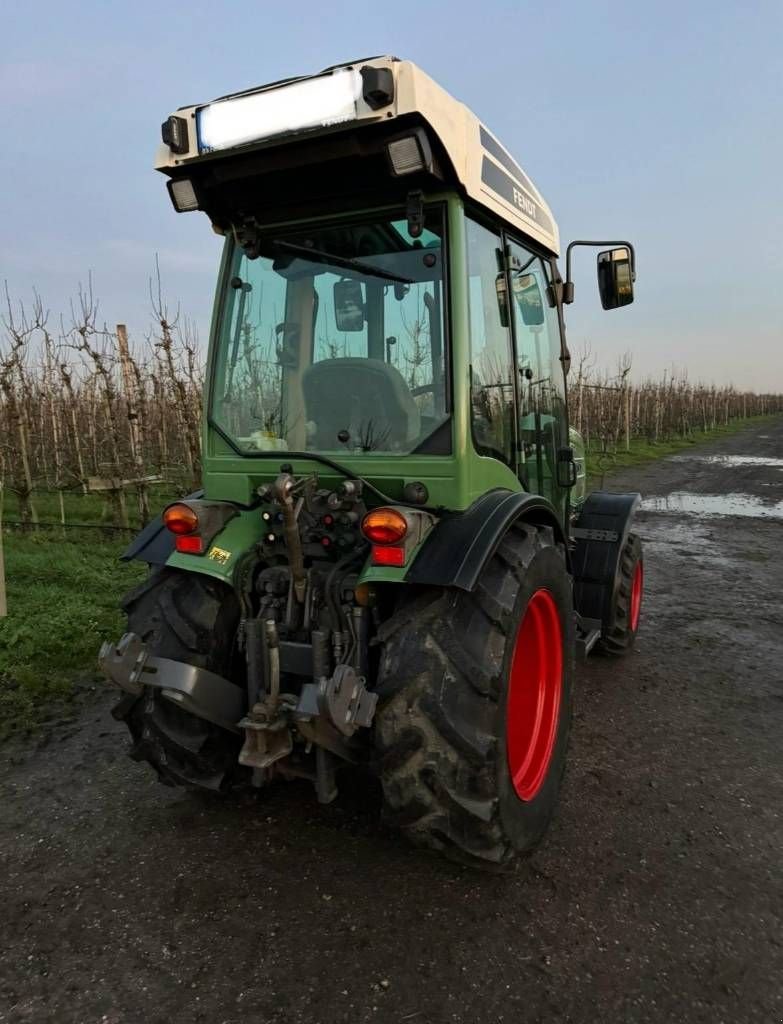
[156, 56, 632, 516]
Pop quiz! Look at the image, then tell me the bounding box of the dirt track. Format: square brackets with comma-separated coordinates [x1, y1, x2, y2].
[1, 420, 782, 1024]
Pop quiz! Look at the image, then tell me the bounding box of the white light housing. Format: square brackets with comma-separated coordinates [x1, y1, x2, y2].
[387, 136, 424, 175]
[197, 69, 362, 154]
[386, 130, 433, 177]
[168, 178, 199, 212]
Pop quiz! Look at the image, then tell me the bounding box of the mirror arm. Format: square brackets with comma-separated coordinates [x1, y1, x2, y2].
[406, 190, 425, 239]
[563, 239, 637, 304]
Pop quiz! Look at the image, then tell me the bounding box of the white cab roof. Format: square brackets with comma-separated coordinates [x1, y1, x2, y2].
[156, 56, 559, 255]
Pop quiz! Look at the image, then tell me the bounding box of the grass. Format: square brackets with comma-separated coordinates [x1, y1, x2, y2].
[0, 533, 144, 737]
[585, 413, 782, 488]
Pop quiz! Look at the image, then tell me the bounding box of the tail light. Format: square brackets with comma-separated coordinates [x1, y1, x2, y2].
[361, 508, 408, 545]
[173, 534, 204, 554]
[162, 500, 237, 556]
[361, 506, 435, 568]
[163, 503, 199, 535]
[370, 546, 406, 567]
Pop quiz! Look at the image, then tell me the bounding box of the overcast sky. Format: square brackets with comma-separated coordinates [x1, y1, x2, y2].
[1, 0, 781, 390]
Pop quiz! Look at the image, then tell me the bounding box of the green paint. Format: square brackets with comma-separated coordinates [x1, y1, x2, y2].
[166, 504, 267, 584]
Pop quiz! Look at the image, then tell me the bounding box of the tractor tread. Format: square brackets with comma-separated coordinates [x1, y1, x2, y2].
[598, 532, 643, 655]
[375, 523, 572, 870]
[116, 568, 244, 793]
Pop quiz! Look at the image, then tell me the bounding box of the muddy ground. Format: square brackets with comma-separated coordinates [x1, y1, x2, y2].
[1, 420, 782, 1024]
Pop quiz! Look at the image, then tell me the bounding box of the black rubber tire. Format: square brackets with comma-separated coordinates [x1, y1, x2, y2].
[598, 532, 643, 656]
[115, 568, 246, 792]
[373, 522, 574, 870]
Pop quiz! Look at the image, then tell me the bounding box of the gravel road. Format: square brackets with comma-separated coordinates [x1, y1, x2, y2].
[1, 419, 782, 1024]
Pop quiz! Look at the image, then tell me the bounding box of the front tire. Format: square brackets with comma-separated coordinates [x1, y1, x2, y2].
[374, 522, 574, 870]
[598, 532, 644, 655]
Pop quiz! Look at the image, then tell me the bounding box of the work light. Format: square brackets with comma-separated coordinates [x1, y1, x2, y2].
[167, 179, 199, 213]
[386, 129, 433, 176]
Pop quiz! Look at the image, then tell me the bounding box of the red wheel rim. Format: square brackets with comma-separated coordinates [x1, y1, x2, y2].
[630, 561, 643, 632]
[506, 588, 563, 802]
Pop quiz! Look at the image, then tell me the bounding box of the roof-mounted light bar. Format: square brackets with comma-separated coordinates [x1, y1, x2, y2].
[196, 68, 362, 155]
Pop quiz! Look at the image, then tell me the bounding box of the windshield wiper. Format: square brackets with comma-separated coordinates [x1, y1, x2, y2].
[270, 240, 413, 285]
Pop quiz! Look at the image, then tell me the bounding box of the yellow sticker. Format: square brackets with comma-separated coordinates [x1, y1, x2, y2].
[207, 546, 231, 566]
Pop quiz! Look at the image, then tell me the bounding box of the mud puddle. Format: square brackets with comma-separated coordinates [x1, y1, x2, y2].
[641, 491, 783, 518]
[668, 454, 783, 468]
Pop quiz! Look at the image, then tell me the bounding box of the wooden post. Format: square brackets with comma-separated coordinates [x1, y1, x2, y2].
[0, 484, 7, 619]
[117, 324, 150, 525]
[58, 488, 66, 538]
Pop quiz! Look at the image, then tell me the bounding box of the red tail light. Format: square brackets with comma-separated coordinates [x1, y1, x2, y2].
[163, 503, 199, 535]
[361, 508, 408, 545]
[175, 534, 204, 554]
[371, 545, 406, 567]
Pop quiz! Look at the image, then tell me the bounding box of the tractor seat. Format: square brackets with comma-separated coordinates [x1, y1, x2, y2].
[302, 358, 421, 451]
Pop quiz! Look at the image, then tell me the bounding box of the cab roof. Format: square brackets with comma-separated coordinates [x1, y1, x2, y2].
[156, 56, 559, 255]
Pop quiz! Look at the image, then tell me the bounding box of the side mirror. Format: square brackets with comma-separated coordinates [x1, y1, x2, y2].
[333, 279, 365, 332]
[597, 247, 634, 309]
[556, 447, 578, 488]
[513, 273, 545, 326]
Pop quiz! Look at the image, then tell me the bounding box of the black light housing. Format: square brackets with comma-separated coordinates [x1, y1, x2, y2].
[360, 66, 395, 110]
[161, 115, 190, 154]
[166, 178, 200, 212]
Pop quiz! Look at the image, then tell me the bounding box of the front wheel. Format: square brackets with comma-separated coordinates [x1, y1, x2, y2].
[598, 532, 644, 655]
[374, 522, 574, 870]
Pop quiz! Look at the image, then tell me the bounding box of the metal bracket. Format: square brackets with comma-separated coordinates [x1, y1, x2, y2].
[575, 614, 603, 660]
[571, 527, 619, 543]
[238, 704, 294, 770]
[319, 664, 377, 736]
[297, 665, 377, 738]
[99, 632, 245, 733]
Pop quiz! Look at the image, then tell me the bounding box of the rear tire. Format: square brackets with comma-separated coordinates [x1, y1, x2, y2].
[374, 522, 574, 870]
[598, 532, 643, 655]
[115, 569, 246, 792]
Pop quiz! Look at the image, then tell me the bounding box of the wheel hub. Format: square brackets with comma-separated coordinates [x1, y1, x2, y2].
[506, 588, 563, 802]
[630, 562, 644, 632]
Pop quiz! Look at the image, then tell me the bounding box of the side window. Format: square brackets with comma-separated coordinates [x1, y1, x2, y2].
[466, 217, 515, 466]
[507, 239, 567, 504]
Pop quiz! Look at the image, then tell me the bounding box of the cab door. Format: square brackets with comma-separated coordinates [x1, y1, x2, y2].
[505, 238, 569, 517]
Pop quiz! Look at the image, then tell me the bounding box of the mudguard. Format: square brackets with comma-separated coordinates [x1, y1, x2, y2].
[405, 489, 568, 592]
[571, 490, 641, 629]
[120, 490, 204, 565]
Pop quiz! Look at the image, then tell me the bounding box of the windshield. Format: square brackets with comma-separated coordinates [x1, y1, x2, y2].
[211, 207, 448, 457]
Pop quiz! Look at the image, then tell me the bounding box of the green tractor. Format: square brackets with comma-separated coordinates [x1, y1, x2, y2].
[100, 56, 643, 868]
